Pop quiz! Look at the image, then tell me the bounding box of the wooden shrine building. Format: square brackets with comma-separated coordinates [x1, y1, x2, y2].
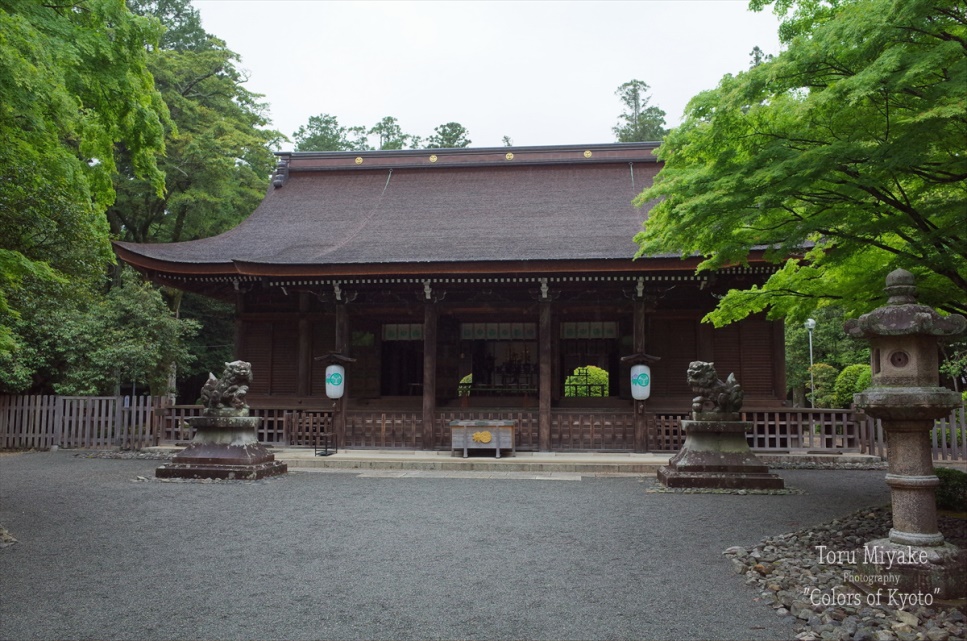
[114, 143, 786, 452]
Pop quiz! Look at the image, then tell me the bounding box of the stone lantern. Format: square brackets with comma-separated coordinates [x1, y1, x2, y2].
[844, 269, 966, 599]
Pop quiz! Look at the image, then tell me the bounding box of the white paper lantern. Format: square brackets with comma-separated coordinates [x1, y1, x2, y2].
[325, 364, 345, 399]
[631, 364, 651, 401]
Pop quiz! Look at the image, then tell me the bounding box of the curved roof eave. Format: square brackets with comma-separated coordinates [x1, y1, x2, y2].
[113, 242, 237, 275]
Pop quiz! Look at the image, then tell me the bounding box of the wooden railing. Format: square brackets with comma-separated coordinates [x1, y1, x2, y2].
[649, 412, 689, 451]
[642, 409, 865, 452]
[346, 410, 423, 448]
[156, 404, 201, 442]
[2, 395, 964, 459]
[551, 410, 635, 450]
[743, 408, 860, 450]
[282, 410, 334, 446]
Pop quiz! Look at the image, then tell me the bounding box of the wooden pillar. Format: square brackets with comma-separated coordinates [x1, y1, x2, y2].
[422, 303, 438, 450]
[233, 290, 245, 359]
[634, 299, 646, 354]
[551, 315, 561, 403]
[773, 319, 786, 400]
[539, 300, 552, 452]
[334, 303, 348, 447]
[297, 292, 312, 398]
[697, 319, 715, 361]
[633, 299, 648, 453]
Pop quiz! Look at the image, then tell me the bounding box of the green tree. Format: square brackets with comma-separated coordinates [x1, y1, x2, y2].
[175, 291, 235, 396]
[748, 45, 774, 68]
[785, 306, 870, 404]
[108, 1, 280, 244]
[564, 366, 609, 397]
[54, 269, 198, 395]
[940, 338, 967, 393]
[426, 122, 471, 148]
[0, 274, 67, 392]
[0, 268, 197, 395]
[109, 0, 280, 399]
[612, 80, 667, 142]
[0, 0, 169, 361]
[634, 0, 967, 328]
[127, 0, 208, 50]
[502, 136, 513, 147]
[293, 113, 369, 152]
[369, 116, 419, 150]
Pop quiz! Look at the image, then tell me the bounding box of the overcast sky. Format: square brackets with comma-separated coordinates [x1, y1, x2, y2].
[193, 1, 783, 150]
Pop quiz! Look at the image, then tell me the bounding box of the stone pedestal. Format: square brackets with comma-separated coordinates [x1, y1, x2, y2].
[857, 538, 967, 601]
[850, 391, 966, 599]
[657, 415, 784, 489]
[156, 414, 287, 480]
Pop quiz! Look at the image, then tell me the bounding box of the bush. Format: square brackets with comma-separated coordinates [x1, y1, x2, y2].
[807, 363, 840, 408]
[833, 363, 872, 408]
[935, 467, 967, 512]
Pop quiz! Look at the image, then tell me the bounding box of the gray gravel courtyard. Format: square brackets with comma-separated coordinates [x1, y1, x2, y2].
[0, 451, 891, 641]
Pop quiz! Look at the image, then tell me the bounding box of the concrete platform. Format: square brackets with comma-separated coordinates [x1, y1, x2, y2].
[143, 445, 886, 475]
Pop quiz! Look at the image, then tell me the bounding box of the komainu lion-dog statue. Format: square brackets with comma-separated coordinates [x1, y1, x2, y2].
[686, 361, 743, 416]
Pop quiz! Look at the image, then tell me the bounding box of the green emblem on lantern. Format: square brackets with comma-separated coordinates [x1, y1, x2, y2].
[632, 372, 650, 387]
[327, 372, 343, 386]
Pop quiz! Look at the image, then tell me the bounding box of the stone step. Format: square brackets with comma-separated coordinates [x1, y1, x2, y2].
[144, 446, 886, 475]
[279, 450, 667, 474]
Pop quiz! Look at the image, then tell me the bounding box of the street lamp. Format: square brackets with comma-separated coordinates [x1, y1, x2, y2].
[804, 318, 816, 407]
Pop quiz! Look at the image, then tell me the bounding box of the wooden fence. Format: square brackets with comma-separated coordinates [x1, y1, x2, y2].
[931, 407, 967, 461]
[0, 395, 157, 449]
[1, 395, 964, 459]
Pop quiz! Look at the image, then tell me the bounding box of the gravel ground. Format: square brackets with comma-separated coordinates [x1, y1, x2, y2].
[0, 450, 909, 641]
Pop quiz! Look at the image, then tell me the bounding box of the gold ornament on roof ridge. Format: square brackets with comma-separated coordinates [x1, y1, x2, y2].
[429, 154, 438, 163]
[584, 150, 592, 158]
[505, 152, 514, 160]
[354, 157, 363, 165]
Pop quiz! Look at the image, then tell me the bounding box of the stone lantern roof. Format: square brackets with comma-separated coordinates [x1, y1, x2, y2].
[844, 269, 966, 339]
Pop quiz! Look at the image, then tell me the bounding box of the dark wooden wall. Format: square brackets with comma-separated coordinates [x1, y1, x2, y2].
[646, 314, 784, 407]
[236, 304, 785, 410]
